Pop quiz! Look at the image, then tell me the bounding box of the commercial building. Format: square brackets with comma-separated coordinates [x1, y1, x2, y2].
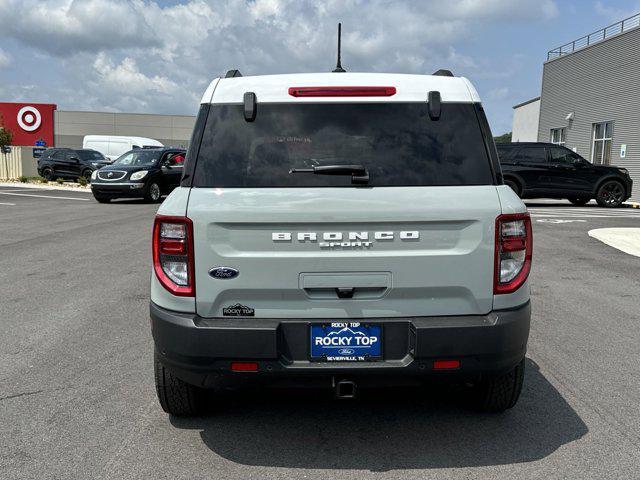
[0, 102, 195, 179]
[512, 13, 640, 202]
[511, 97, 540, 142]
[54, 110, 195, 149]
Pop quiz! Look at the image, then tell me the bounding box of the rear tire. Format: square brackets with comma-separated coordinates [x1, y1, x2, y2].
[473, 359, 525, 413]
[504, 179, 522, 197]
[596, 180, 625, 208]
[82, 169, 92, 183]
[154, 350, 206, 416]
[569, 197, 590, 206]
[93, 194, 111, 203]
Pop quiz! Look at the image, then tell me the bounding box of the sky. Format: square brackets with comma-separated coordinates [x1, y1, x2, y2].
[0, 0, 638, 135]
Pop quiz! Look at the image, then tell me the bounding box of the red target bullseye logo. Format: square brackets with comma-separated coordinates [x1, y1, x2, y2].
[17, 106, 42, 132]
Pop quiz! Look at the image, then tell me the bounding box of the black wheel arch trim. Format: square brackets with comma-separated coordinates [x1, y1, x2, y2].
[502, 173, 524, 193]
[593, 175, 629, 198]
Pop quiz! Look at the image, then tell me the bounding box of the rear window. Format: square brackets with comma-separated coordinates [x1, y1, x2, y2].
[193, 103, 494, 187]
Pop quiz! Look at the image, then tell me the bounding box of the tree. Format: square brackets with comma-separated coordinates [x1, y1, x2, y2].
[494, 132, 512, 143]
[0, 127, 11, 151]
[0, 113, 12, 151]
[0, 115, 12, 179]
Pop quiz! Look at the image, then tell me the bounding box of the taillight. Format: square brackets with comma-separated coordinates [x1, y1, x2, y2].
[494, 213, 532, 294]
[153, 215, 195, 297]
[288, 86, 396, 97]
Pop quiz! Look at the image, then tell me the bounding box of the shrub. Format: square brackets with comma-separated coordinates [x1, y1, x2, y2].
[39, 177, 49, 183]
[77, 176, 88, 186]
[19, 176, 28, 183]
[56, 177, 64, 185]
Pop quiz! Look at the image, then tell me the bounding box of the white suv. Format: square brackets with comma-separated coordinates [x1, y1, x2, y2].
[150, 70, 532, 416]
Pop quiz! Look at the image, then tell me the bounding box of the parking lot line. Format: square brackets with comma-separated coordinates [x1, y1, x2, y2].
[528, 207, 640, 219]
[0, 202, 16, 206]
[0, 191, 90, 201]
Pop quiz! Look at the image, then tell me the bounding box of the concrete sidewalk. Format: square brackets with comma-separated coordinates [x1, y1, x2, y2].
[0, 181, 91, 193]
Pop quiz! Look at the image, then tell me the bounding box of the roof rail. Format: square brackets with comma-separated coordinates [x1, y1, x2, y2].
[225, 69, 242, 78]
[432, 69, 454, 77]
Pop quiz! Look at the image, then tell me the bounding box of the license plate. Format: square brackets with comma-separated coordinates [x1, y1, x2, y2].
[310, 322, 382, 362]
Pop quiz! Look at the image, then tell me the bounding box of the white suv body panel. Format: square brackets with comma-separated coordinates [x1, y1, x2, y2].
[152, 73, 530, 319]
[184, 185, 509, 318]
[201, 73, 481, 104]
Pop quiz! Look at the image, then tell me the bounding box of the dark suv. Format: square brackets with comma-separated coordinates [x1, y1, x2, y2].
[497, 142, 632, 207]
[37, 148, 110, 182]
[90, 147, 186, 203]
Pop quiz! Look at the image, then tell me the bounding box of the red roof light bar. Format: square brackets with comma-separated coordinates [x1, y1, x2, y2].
[288, 86, 396, 97]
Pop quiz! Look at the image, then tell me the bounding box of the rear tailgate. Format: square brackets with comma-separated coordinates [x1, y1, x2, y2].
[188, 185, 501, 318]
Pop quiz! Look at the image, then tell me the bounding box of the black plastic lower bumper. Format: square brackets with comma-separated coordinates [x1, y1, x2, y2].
[91, 183, 146, 198]
[151, 302, 531, 388]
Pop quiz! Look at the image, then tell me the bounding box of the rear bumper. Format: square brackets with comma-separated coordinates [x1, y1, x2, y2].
[151, 301, 531, 388]
[624, 178, 633, 200]
[150, 302, 531, 387]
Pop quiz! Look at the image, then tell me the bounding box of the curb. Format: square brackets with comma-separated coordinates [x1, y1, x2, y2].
[0, 182, 91, 193]
[624, 202, 640, 209]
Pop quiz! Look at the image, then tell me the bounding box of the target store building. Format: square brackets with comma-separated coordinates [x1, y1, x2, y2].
[0, 102, 195, 179]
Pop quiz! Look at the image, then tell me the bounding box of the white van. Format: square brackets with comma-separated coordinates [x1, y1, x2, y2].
[82, 135, 164, 161]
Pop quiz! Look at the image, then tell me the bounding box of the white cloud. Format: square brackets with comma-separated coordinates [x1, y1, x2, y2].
[437, 0, 558, 20]
[0, 0, 559, 122]
[488, 87, 509, 100]
[594, 2, 640, 23]
[0, 0, 159, 56]
[0, 48, 11, 67]
[89, 53, 198, 112]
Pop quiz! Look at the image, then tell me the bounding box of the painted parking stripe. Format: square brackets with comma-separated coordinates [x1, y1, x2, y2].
[533, 215, 640, 220]
[0, 191, 90, 201]
[531, 213, 640, 219]
[0, 202, 16, 206]
[529, 209, 640, 215]
[528, 208, 640, 218]
[528, 208, 640, 214]
[528, 206, 640, 212]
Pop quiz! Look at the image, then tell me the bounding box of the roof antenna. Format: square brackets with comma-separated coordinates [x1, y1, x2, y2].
[332, 23, 346, 72]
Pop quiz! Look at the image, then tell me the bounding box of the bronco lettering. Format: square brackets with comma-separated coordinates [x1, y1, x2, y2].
[272, 231, 419, 249]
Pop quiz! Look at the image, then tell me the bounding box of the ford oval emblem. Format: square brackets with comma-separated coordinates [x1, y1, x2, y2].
[209, 267, 239, 280]
[338, 348, 355, 355]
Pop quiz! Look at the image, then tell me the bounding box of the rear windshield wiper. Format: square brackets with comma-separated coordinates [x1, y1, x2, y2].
[289, 164, 369, 185]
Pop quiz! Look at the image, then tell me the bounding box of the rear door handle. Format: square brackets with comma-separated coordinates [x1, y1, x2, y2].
[335, 288, 355, 299]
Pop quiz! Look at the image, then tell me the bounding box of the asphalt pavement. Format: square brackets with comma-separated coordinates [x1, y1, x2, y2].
[1, 189, 639, 479]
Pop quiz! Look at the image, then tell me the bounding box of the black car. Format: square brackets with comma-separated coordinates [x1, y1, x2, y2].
[37, 148, 110, 182]
[497, 142, 633, 207]
[90, 147, 186, 203]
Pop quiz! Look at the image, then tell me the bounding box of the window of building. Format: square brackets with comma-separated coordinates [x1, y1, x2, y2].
[591, 122, 613, 165]
[550, 127, 566, 145]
